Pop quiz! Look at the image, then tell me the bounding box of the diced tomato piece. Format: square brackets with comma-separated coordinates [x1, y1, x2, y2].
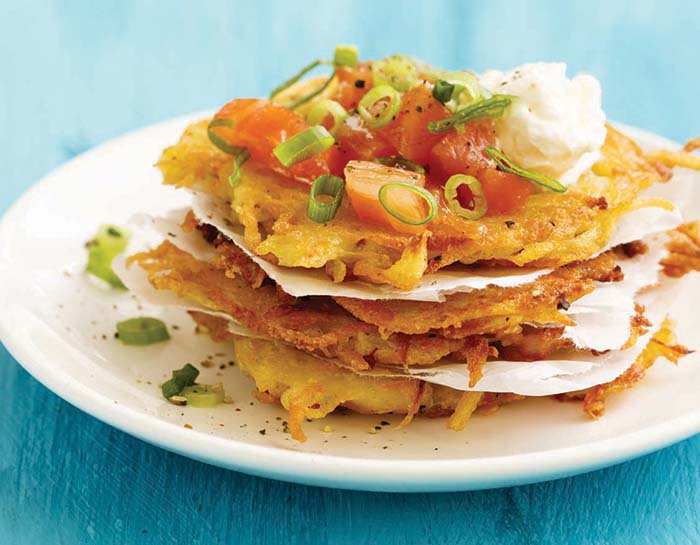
[428, 120, 534, 215]
[335, 63, 373, 110]
[215, 98, 262, 125]
[376, 84, 451, 166]
[213, 99, 343, 184]
[428, 120, 497, 183]
[447, 169, 533, 216]
[229, 101, 304, 163]
[291, 144, 344, 184]
[344, 160, 431, 234]
[335, 115, 397, 162]
[479, 169, 534, 215]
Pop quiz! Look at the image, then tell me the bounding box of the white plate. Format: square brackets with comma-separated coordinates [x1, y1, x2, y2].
[1, 113, 698, 492]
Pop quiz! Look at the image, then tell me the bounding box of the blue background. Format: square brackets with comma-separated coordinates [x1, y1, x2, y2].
[1, 1, 699, 543]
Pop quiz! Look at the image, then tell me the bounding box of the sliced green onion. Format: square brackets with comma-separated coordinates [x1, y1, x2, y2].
[207, 118, 247, 155]
[358, 85, 401, 129]
[307, 175, 345, 223]
[440, 71, 484, 107]
[485, 146, 567, 193]
[306, 99, 349, 135]
[433, 72, 488, 113]
[427, 94, 515, 134]
[101, 225, 129, 246]
[273, 126, 335, 167]
[372, 54, 419, 92]
[269, 59, 337, 110]
[377, 183, 437, 226]
[209, 119, 251, 186]
[228, 148, 250, 188]
[334, 45, 358, 68]
[181, 383, 225, 407]
[270, 59, 326, 98]
[116, 317, 170, 346]
[86, 224, 131, 288]
[444, 174, 487, 220]
[432, 79, 456, 104]
[287, 70, 336, 110]
[374, 156, 425, 174]
[161, 363, 199, 400]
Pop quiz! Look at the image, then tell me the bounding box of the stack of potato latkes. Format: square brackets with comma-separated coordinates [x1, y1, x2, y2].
[124, 53, 700, 441]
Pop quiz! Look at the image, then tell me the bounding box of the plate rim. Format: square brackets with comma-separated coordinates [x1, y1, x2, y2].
[1, 113, 698, 493]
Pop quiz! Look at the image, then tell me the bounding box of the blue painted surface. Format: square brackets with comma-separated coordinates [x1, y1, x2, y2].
[1, 1, 699, 543]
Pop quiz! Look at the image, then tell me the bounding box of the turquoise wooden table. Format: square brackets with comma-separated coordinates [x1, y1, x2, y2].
[2, 1, 699, 543]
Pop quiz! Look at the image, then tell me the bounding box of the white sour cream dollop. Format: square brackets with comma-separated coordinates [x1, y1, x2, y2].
[479, 63, 607, 186]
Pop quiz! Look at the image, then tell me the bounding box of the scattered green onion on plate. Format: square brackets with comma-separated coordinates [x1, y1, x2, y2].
[85, 224, 131, 289]
[160, 365, 226, 407]
[116, 317, 170, 346]
[161, 363, 199, 400]
[181, 383, 225, 407]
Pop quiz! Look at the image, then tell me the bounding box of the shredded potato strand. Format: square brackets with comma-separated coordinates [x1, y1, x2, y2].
[646, 150, 700, 171]
[645, 136, 700, 171]
[462, 336, 493, 387]
[397, 382, 426, 429]
[683, 137, 700, 154]
[582, 318, 691, 418]
[448, 392, 484, 431]
[661, 222, 700, 278]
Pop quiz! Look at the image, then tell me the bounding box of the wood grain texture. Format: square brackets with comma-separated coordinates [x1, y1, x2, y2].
[1, 1, 699, 543]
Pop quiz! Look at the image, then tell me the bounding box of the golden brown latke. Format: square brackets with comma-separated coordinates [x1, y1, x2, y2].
[190, 312, 524, 442]
[191, 215, 630, 340]
[333, 250, 623, 337]
[130, 241, 484, 371]
[128, 228, 644, 381]
[558, 317, 691, 418]
[189, 312, 687, 443]
[129, 240, 587, 378]
[158, 121, 677, 289]
[193, 218, 654, 378]
[661, 222, 700, 278]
